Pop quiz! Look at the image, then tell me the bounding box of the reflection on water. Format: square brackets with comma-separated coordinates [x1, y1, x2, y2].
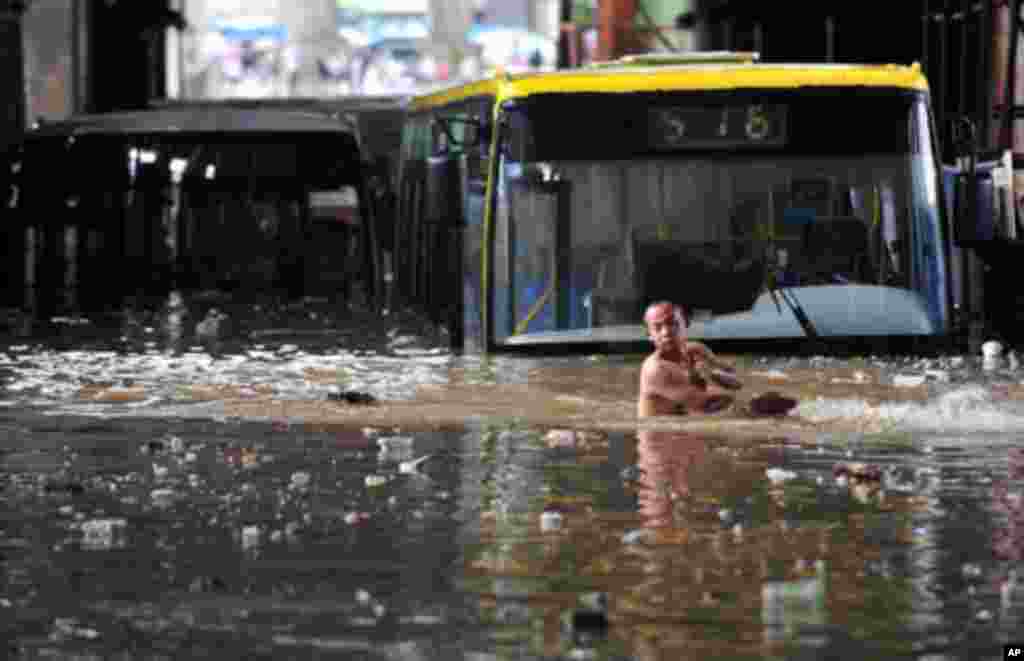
[0, 291, 1023, 658]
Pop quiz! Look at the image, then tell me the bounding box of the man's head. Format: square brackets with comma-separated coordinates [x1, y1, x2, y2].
[644, 301, 687, 356]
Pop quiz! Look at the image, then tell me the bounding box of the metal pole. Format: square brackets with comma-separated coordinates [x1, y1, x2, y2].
[0, 0, 27, 148]
[825, 14, 835, 62]
[937, 1, 948, 149]
[1003, 0, 1021, 151]
[558, 0, 573, 68]
[922, 0, 930, 72]
[979, 0, 992, 150]
[958, 0, 968, 119]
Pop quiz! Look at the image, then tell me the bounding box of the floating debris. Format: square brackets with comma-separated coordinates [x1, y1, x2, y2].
[752, 369, 789, 380]
[544, 429, 577, 448]
[241, 525, 261, 550]
[622, 529, 652, 545]
[749, 392, 798, 416]
[833, 462, 882, 482]
[377, 436, 413, 450]
[195, 308, 228, 339]
[983, 340, 1004, 371]
[52, 617, 100, 641]
[327, 390, 377, 405]
[344, 511, 371, 525]
[765, 467, 797, 485]
[961, 563, 984, 579]
[399, 455, 431, 474]
[290, 471, 312, 489]
[892, 374, 927, 388]
[80, 518, 127, 550]
[43, 479, 85, 495]
[620, 465, 643, 482]
[150, 488, 177, 507]
[540, 509, 564, 532]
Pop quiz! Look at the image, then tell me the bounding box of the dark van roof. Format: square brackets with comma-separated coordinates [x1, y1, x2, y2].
[147, 96, 407, 166]
[28, 106, 357, 137]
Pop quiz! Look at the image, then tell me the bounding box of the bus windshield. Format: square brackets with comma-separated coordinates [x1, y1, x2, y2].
[491, 90, 947, 343]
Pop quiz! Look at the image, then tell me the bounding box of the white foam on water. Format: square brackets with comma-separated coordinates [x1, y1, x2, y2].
[1, 343, 458, 419]
[798, 385, 1024, 433]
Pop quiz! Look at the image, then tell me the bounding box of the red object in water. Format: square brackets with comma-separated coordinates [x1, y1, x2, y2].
[750, 392, 798, 416]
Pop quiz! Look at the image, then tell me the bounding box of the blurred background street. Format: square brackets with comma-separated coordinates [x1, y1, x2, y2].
[20, 0, 698, 117]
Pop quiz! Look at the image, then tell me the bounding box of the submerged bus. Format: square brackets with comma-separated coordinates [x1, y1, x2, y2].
[394, 52, 960, 354]
[6, 105, 384, 309]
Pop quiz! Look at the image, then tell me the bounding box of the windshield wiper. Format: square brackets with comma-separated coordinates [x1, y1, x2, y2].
[767, 273, 819, 339]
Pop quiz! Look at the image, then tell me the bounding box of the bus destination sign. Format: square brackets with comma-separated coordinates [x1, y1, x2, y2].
[648, 104, 788, 150]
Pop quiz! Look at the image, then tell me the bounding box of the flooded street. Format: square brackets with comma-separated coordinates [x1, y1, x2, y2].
[2, 292, 1024, 659]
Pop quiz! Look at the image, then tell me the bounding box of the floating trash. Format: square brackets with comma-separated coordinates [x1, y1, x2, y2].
[80, 518, 127, 551]
[620, 465, 643, 482]
[983, 340, 1004, 371]
[168, 435, 185, 453]
[365, 475, 388, 488]
[377, 436, 414, 449]
[961, 563, 983, 579]
[328, 390, 377, 405]
[982, 340, 1004, 359]
[399, 455, 431, 474]
[544, 429, 577, 448]
[833, 462, 882, 482]
[150, 488, 177, 507]
[53, 617, 100, 641]
[892, 374, 926, 388]
[241, 525, 261, 550]
[540, 509, 563, 532]
[622, 529, 651, 545]
[765, 467, 797, 485]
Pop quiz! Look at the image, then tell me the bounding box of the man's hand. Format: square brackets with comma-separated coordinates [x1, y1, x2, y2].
[701, 393, 734, 413]
[707, 368, 743, 390]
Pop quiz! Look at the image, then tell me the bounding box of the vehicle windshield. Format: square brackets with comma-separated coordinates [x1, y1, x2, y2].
[490, 90, 947, 343]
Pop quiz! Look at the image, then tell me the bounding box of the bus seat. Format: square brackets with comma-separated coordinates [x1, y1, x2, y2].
[590, 232, 642, 326]
[800, 216, 873, 284]
[636, 240, 765, 316]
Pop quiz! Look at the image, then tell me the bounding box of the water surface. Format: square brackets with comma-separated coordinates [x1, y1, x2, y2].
[1, 292, 1022, 659]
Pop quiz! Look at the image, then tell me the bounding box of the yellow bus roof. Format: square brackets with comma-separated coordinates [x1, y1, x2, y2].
[409, 61, 928, 112]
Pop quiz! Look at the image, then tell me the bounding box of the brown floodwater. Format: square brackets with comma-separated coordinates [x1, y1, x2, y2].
[1, 292, 1023, 659]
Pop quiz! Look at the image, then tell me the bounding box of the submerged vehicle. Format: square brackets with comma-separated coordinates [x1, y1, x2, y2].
[393, 51, 980, 354]
[4, 105, 384, 309]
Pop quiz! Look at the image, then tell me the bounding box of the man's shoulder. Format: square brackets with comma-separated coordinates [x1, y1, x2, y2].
[641, 353, 683, 381]
[641, 353, 665, 372]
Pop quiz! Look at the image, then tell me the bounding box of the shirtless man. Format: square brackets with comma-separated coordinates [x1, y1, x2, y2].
[637, 301, 739, 417]
[637, 301, 798, 418]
